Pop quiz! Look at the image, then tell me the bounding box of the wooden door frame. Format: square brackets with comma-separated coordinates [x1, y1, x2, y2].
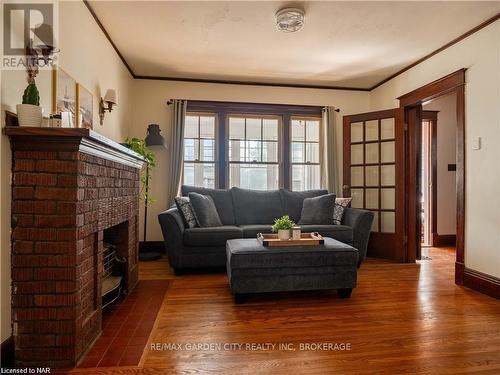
[397, 69, 465, 284]
[421, 110, 439, 247]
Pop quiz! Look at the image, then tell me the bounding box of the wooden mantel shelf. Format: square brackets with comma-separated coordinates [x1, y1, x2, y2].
[4, 126, 144, 169]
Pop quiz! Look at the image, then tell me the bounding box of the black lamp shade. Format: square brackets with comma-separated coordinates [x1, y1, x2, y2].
[145, 124, 165, 147]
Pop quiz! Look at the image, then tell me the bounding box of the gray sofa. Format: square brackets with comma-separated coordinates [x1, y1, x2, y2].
[158, 185, 374, 274]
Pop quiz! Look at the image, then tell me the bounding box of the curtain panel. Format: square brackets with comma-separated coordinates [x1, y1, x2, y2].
[321, 106, 341, 195]
[166, 99, 187, 206]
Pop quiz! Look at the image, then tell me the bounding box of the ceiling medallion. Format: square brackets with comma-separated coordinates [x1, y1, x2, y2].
[275, 8, 305, 33]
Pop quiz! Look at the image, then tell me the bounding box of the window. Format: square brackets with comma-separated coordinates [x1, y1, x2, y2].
[182, 101, 323, 190]
[183, 114, 216, 188]
[228, 116, 280, 190]
[291, 118, 321, 191]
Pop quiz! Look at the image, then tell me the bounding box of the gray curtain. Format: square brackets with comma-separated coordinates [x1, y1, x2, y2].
[166, 99, 187, 206]
[321, 106, 341, 195]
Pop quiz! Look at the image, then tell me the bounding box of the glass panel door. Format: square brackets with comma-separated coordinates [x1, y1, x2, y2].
[343, 109, 405, 262]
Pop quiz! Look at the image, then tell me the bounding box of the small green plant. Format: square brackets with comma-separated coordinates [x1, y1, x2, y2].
[271, 215, 295, 232]
[22, 82, 40, 106]
[125, 137, 156, 205]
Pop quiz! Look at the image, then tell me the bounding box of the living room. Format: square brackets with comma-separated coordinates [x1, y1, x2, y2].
[1, 1, 499, 374]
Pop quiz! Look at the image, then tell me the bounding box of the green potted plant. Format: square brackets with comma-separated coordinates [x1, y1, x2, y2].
[271, 215, 295, 240]
[17, 81, 43, 127]
[125, 137, 156, 205]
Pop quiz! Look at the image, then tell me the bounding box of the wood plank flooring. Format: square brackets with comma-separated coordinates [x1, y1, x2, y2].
[61, 247, 500, 375]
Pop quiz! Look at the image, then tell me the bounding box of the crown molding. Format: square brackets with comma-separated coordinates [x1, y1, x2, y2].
[369, 13, 500, 91]
[133, 75, 370, 91]
[83, 0, 135, 78]
[83, 1, 499, 93]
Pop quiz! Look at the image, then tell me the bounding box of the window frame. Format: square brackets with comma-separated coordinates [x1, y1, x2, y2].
[183, 111, 218, 189]
[184, 101, 323, 190]
[290, 116, 322, 191]
[226, 113, 283, 190]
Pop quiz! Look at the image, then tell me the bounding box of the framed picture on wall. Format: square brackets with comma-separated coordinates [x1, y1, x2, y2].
[76, 84, 93, 129]
[52, 67, 77, 128]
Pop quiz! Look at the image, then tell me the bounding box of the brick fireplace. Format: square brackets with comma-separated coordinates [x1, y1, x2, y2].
[5, 127, 144, 368]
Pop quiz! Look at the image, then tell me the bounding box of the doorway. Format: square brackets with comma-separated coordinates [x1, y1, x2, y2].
[341, 70, 465, 280]
[420, 111, 437, 248]
[398, 69, 465, 284]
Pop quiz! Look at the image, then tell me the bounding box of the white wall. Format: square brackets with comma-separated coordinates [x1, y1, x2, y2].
[0, 1, 134, 343]
[370, 20, 500, 277]
[130, 79, 371, 241]
[424, 92, 457, 235]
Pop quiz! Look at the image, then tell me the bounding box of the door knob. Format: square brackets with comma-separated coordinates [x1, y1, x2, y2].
[343, 185, 350, 189]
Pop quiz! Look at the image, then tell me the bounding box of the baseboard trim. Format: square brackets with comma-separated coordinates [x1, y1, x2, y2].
[462, 267, 500, 299]
[1, 335, 14, 367]
[139, 241, 164, 253]
[433, 234, 456, 247]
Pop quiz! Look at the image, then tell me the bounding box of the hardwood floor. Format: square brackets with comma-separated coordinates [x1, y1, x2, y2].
[62, 248, 500, 374]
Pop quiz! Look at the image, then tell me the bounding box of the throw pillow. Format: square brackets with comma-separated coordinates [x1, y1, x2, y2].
[333, 197, 352, 225]
[298, 193, 336, 225]
[188, 192, 223, 227]
[174, 196, 197, 228]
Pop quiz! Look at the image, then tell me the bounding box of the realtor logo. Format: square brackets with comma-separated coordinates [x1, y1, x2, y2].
[3, 2, 58, 68]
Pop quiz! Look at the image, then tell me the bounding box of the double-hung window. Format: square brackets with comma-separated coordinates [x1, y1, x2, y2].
[228, 116, 280, 190]
[183, 114, 216, 188]
[182, 102, 323, 191]
[291, 117, 321, 191]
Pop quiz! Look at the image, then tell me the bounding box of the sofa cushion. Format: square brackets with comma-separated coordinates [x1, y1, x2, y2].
[188, 193, 223, 227]
[184, 226, 243, 247]
[299, 225, 353, 245]
[181, 185, 235, 225]
[239, 224, 274, 238]
[333, 197, 352, 225]
[174, 196, 197, 228]
[231, 187, 284, 225]
[279, 189, 328, 223]
[299, 193, 336, 225]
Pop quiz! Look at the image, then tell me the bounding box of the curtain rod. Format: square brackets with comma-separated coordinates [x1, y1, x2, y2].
[166, 99, 340, 112]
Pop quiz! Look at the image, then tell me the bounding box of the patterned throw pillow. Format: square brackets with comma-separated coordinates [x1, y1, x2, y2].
[174, 196, 197, 228]
[333, 197, 352, 225]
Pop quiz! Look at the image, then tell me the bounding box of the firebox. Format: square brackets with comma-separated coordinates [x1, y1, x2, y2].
[102, 222, 129, 308]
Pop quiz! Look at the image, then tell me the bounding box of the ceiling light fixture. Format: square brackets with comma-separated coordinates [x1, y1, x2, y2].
[275, 8, 305, 33]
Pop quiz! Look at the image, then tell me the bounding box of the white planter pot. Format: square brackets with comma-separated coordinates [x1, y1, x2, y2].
[16, 104, 43, 127]
[278, 229, 290, 241]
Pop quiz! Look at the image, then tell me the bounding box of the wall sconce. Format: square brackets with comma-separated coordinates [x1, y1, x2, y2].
[99, 89, 117, 125]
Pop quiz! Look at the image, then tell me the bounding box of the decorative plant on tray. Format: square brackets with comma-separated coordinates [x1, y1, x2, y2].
[271, 215, 295, 240]
[125, 137, 156, 205]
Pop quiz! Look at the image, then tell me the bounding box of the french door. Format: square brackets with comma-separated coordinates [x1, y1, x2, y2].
[343, 109, 406, 262]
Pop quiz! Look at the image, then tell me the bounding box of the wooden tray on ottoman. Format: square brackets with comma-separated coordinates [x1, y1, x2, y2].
[257, 232, 324, 247]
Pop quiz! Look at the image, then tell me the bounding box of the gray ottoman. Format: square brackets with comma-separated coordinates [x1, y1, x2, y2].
[226, 237, 358, 303]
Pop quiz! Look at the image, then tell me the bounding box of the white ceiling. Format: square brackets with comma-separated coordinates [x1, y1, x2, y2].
[89, 1, 500, 89]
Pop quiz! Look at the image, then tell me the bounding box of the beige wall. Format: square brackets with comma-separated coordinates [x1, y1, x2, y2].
[130, 79, 371, 242]
[424, 92, 457, 235]
[1, 2, 498, 345]
[0, 1, 134, 342]
[370, 20, 500, 278]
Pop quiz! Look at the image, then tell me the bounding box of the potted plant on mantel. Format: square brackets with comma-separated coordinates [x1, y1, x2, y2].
[16, 80, 43, 127]
[16, 44, 43, 127]
[272, 215, 295, 240]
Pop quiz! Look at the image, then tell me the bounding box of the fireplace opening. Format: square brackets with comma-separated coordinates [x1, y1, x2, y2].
[102, 221, 129, 309]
